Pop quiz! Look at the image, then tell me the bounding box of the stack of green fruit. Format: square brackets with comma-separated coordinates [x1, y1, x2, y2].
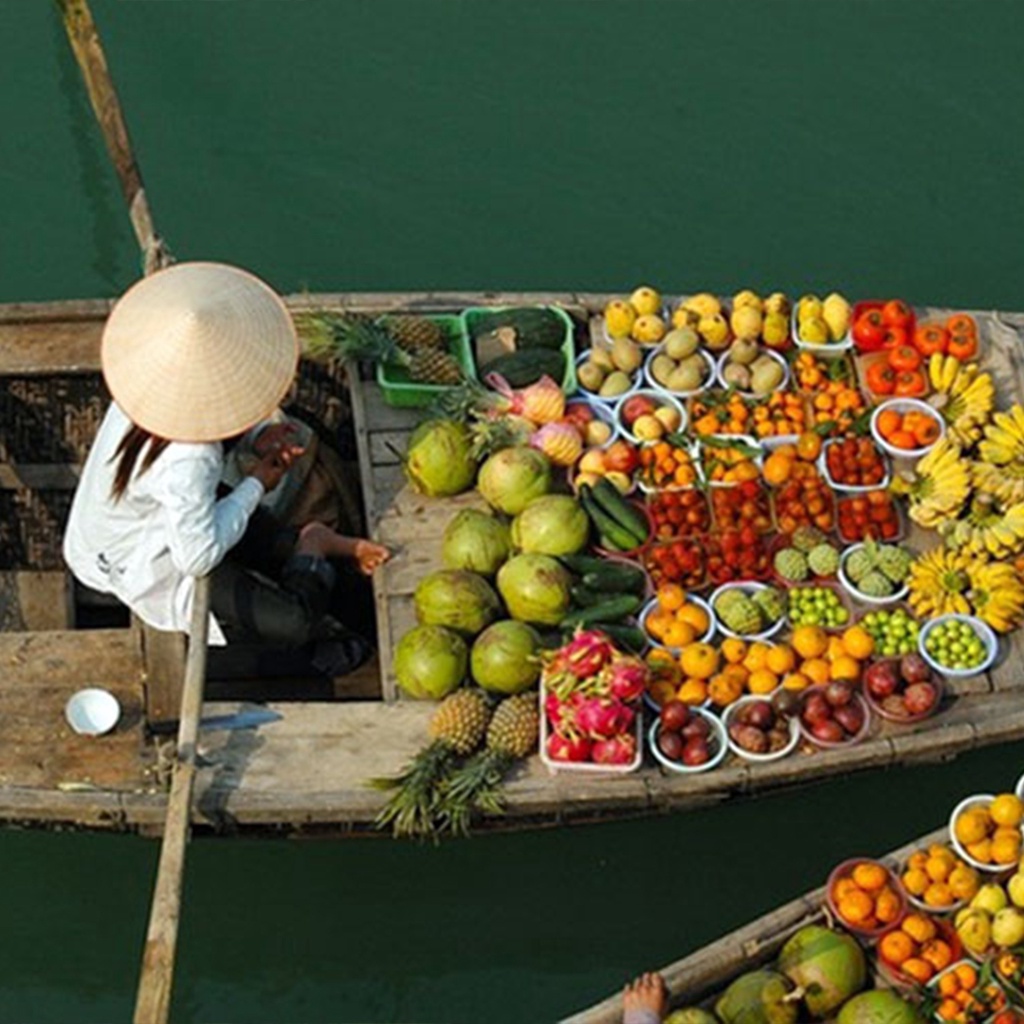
[859, 608, 921, 656]
[788, 586, 850, 628]
[578, 477, 650, 553]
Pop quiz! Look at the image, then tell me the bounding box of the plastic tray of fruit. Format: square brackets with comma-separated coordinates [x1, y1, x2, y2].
[792, 349, 859, 396]
[637, 437, 703, 493]
[836, 491, 906, 545]
[926, 960, 1010, 1024]
[826, 857, 906, 939]
[641, 538, 706, 590]
[714, 347, 791, 398]
[695, 435, 764, 488]
[798, 684, 872, 749]
[688, 391, 809, 441]
[768, 470, 837, 536]
[790, 298, 854, 354]
[819, 437, 892, 493]
[994, 952, 1024, 1009]
[709, 480, 775, 535]
[876, 915, 961, 989]
[705, 530, 774, 586]
[648, 705, 728, 775]
[376, 314, 475, 407]
[851, 300, 918, 354]
[538, 679, 643, 775]
[645, 488, 712, 541]
[863, 656, 945, 724]
[721, 694, 800, 763]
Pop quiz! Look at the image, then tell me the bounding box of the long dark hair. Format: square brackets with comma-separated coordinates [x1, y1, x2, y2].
[110, 424, 170, 501]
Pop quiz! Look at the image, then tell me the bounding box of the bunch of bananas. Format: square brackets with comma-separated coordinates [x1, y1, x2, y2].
[928, 354, 995, 446]
[975, 404, 1024, 504]
[943, 494, 1024, 558]
[899, 436, 971, 529]
[909, 545, 1024, 632]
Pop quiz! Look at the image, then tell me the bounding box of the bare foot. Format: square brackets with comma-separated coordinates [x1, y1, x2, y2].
[296, 522, 391, 573]
[623, 972, 668, 1024]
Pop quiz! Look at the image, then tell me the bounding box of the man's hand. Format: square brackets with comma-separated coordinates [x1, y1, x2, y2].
[354, 539, 391, 575]
[252, 422, 300, 457]
[249, 442, 305, 492]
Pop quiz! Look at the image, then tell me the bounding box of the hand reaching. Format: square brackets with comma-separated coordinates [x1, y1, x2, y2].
[354, 539, 391, 575]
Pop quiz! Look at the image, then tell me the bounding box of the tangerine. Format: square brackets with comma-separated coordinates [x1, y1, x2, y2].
[879, 929, 915, 966]
[902, 868, 929, 897]
[924, 883, 955, 908]
[796, 432, 823, 461]
[743, 643, 773, 673]
[954, 808, 991, 846]
[764, 452, 794, 486]
[657, 583, 686, 612]
[925, 855, 952, 883]
[876, 409, 903, 438]
[721, 637, 748, 664]
[965, 837, 993, 864]
[901, 958, 935, 984]
[837, 888, 874, 924]
[921, 938, 955, 973]
[907, 851, 929, 871]
[852, 861, 888, 891]
[793, 625, 829, 659]
[991, 793, 1024, 828]
[830, 655, 861, 682]
[937, 973, 960, 998]
[991, 832, 1021, 865]
[936, 999, 960, 1022]
[902, 913, 938, 944]
[876, 887, 902, 923]
[841, 625, 875, 660]
[954, 963, 978, 989]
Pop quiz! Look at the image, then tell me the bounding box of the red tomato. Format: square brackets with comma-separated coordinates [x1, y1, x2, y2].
[881, 299, 912, 329]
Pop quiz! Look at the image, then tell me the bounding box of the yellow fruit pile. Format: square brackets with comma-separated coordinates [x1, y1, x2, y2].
[953, 793, 1024, 866]
[604, 285, 667, 345]
[645, 584, 712, 650]
[901, 843, 981, 908]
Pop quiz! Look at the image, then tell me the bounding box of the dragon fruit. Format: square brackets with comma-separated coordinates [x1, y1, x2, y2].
[602, 655, 649, 703]
[546, 730, 593, 762]
[563, 629, 615, 680]
[575, 696, 635, 739]
[544, 692, 576, 731]
[591, 733, 638, 765]
[529, 422, 583, 467]
[486, 374, 565, 426]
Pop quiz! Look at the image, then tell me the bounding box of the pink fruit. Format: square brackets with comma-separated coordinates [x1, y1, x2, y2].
[657, 729, 685, 761]
[545, 692, 575, 730]
[865, 660, 899, 699]
[802, 693, 832, 725]
[833, 701, 865, 736]
[604, 656, 649, 703]
[563, 629, 615, 680]
[811, 719, 845, 743]
[681, 716, 710, 741]
[592, 733, 637, 765]
[660, 700, 691, 732]
[575, 697, 634, 740]
[903, 681, 938, 716]
[546, 731, 592, 762]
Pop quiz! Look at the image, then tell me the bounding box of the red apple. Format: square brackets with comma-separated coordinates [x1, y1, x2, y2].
[811, 719, 845, 743]
[621, 395, 657, 426]
[865, 661, 899, 699]
[903, 682, 938, 716]
[603, 439, 640, 475]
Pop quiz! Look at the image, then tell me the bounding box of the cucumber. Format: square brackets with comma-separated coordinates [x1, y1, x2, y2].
[590, 622, 647, 653]
[581, 563, 647, 595]
[559, 595, 642, 629]
[561, 554, 612, 576]
[479, 349, 565, 387]
[579, 485, 640, 552]
[570, 584, 610, 608]
[591, 478, 649, 543]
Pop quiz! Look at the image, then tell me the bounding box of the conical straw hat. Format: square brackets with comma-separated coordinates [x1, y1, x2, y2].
[101, 262, 300, 442]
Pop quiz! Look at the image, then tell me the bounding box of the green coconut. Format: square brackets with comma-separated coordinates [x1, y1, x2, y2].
[836, 990, 925, 1024]
[715, 971, 798, 1024]
[442, 509, 511, 576]
[496, 553, 572, 626]
[413, 570, 500, 637]
[778, 925, 866, 1019]
[470, 620, 541, 694]
[393, 626, 467, 700]
[510, 494, 590, 557]
[477, 447, 553, 515]
[404, 419, 477, 497]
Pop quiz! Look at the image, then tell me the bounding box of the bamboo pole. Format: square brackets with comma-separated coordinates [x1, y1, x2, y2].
[54, 0, 172, 273]
[133, 577, 211, 1024]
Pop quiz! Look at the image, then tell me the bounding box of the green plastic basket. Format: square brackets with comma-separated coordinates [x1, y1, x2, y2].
[375, 314, 473, 408]
[460, 305, 578, 394]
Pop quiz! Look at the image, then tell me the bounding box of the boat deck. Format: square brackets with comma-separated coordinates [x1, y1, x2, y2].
[1, 295, 1023, 834]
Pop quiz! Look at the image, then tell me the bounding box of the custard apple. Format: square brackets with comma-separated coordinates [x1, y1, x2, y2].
[792, 525, 827, 553]
[807, 543, 840, 578]
[857, 570, 893, 598]
[876, 544, 912, 584]
[714, 591, 763, 635]
[752, 586, 785, 623]
[773, 548, 809, 582]
[844, 548, 875, 584]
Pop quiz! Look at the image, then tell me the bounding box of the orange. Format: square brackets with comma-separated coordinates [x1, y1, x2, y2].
[657, 583, 685, 612]
[721, 637, 748, 664]
[678, 601, 711, 634]
[901, 958, 935, 984]
[876, 887, 902, 923]
[965, 837, 993, 864]
[829, 655, 861, 682]
[680, 642, 720, 680]
[954, 808, 991, 846]
[991, 831, 1021, 865]
[936, 999, 960, 1022]
[879, 929, 915, 966]
[901, 913, 937, 944]
[938, 973, 960, 998]
[663, 621, 698, 649]
[948, 864, 980, 901]
[645, 609, 674, 642]
[677, 678, 709, 706]
[781, 672, 811, 691]
[826, 636, 847, 662]
[833, 877, 860, 902]
[841, 625, 875, 660]
[907, 851, 929, 871]
[837, 888, 874, 924]
[925, 855, 952, 883]
[763, 452, 793, 486]
[902, 868, 930, 897]
[954, 963, 978, 989]
[852, 861, 888, 891]
[802, 658, 831, 685]
[743, 642, 773, 673]
[793, 625, 829, 659]
[708, 672, 744, 708]
[766, 644, 797, 675]
[991, 793, 1024, 828]
[923, 883, 955, 908]
[747, 669, 780, 695]
[921, 939, 954, 973]
[928, 843, 957, 864]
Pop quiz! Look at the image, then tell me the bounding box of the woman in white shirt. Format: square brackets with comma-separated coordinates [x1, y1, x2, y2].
[63, 262, 388, 672]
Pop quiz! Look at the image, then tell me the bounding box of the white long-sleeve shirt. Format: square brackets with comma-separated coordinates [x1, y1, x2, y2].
[63, 402, 264, 638]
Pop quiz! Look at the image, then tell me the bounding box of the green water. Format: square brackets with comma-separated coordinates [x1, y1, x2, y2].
[2, 2, 1024, 1021]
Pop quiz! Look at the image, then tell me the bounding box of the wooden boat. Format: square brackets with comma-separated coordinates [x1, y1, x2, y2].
[2, 292, 1024, 835]
[559, 825, 954, 1024]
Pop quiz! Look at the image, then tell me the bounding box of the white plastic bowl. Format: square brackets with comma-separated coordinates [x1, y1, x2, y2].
[714, 348, 790, 397]
[837, 544, 910, 606]
[642, 345, 716, 399]
[949, 793, 1020, 874]
[639, 595, 716, 652]
[710, 582, 786, 642]
[919, 614, 998, 678]
[819, 438, 892, 493]
[574, 349, 640, 406]
[614, 389, 687, 444]
[648, 707, 728, 775]
[722, 695, 801, 763]
[870, 399, 946, 460]
[65, 688, 121, 736]
[790, 306, 854, 354]
[564, 398, 620, 449]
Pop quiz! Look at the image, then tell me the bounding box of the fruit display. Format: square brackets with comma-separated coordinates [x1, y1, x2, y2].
[929, 961, 1008, 1024]
[772, 535, 841, 583]
[645, 330, 714, 394]
[717, 343, 789, 396]
[899, 842, 980, 911]
[540, 630, 647, 770]
[837, 491, 902, 543]
[800, 683, 870, 746]
[617, 391, 685, 443]
[646, 488, 711, 539]
[644, 538, 706, 589]
[877, 913, 958, 985]
[699, 436, 764, 485]
[713, 584, 786, 639]
[651, 701, 725, 771]
[951, 792, 1024, 870]
[711, 481, 774, 534]
[840, 540, 913, 600]
[863, 656, 942, 722]
[638, 438, 700, 490]
[921, 616, 992, 673]
[794, 292, 852, 347]
[823, 438, 891, 490]
[828, 859, 905, 935]
[723, 694, 799, 759]
[860, 607, 921, 656]
[788, 585, 851, 629]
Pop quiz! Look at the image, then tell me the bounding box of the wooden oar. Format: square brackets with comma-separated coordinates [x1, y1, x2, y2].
[133, 577, 211, 1024]
[54, 0, 171, 274]
[55, 3, 202, 1021]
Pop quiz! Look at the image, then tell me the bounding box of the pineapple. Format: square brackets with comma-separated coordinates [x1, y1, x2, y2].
[436, 693, 540, 835]
[381, 314, 445, 353]
[427, 689, 492, 754]
[408, 347, 464, 385]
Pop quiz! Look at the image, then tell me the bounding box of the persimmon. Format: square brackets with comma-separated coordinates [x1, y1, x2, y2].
[882, 299, 913, 328]
[876, 408, 903, 437]
[866, 361, 896, 395]
[912, 417, 941, 446]
[914, 324, 949, 356]
[948, 333, 978, 360]
[887, 429, 918, 450]
[796, 431, 822, 460]
[894, 369, 926, 396]
[946, 313, 977, 337]
[889, 344, 923, 372]
[763, 452, 793, 486]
